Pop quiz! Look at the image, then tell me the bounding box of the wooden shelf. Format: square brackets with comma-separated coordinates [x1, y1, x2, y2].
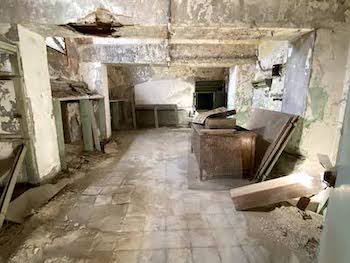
[0, 133, 24, 141]
[0, 71, 20, 80]
[54, 95, 104, 102]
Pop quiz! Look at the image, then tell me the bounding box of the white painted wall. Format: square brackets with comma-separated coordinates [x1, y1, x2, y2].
[80, 62, 112, 138]
[227, 66, 237, 110]
[134, 79, 194, 112]
[18, 25, 61, 181]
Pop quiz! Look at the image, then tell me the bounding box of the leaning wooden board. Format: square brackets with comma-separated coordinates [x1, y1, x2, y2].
[260, 116, 300, 181]
[230, 173, 324, 211]
[244, 108, 299, 181]
[256, 115, 300, 181]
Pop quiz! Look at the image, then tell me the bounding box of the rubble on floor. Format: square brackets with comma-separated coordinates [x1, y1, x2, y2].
[0, 128, 317, 263]
[247, 206, 324, 262]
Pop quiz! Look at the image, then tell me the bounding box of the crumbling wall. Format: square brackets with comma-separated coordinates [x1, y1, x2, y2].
[253, 41, 289, 112]
[1, 0, 348, 30]
[107, 65, 226, 127]
[47, 38, 81, 81]
[233, 64, 256, 126]
[283, 32, 315, 116]
[0, 51, 26, 184]
[294, 28, 350, 162]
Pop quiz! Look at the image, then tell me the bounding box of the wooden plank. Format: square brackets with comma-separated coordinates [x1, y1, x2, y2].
[110, 101, 120, 131]
[52, 99, 67, 170]
[58, 95, 104, 102]
[97, 99, 106, 139]
[131, 99, 137, 129]
[246, 109, 299, 181]
[0, 133, 23, 140]
[174, 105, 179, 127]
[256, 116, 299, 181]
[79, 100, 94, 151]
[154, 106, 159, 128]
[0, 145, 27, 228]
[9, 45, 37, 180]
[90, 104, 101, 151]
[0, 41, 17, 54]
[230, 173, 324, 211]
[261, 117, 299, 181]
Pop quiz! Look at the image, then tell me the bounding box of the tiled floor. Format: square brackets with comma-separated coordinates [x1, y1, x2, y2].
[1, 128, 299, 262]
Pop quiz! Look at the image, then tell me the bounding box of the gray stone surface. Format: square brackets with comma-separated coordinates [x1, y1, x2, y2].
[0, 128, 310, 262]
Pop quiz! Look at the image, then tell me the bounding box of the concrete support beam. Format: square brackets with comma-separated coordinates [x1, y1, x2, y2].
[80, 41, 168, 65]
[17, 25, 61, 183]
[80, 41, 257, 67]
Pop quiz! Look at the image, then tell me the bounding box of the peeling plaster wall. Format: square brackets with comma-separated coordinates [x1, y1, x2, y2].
[295, 28, 350, 162]
[172, 0, 350, 28]
[18, 25, 61, 182]
[232, 64, 256, 126]
[0, 0, 168, 25]
[283, 32, 315, 116]
[79, 62, 111, 138]
[1, 0, 349, 30]
[0, 54, 26, 183]
[253, 41, 289, 112]
[108, 65, 226, 126]
[47, 38, 81, 81]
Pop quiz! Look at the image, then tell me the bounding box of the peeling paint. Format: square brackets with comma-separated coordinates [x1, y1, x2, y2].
[309, 83, 328, 121]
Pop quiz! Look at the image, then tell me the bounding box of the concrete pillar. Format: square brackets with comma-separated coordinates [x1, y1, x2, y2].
[318, 33, 350, 263]
[17, 25, 61, 183]
[79, 62, 112, 138]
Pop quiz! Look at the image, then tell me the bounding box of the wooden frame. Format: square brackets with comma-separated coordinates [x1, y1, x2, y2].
[135, 104, 179, 128]
[52, 97, 106, 168]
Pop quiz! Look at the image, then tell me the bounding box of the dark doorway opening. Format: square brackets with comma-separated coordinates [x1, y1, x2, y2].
[197, 93, 214, 110]
[194, 80, 226, 111]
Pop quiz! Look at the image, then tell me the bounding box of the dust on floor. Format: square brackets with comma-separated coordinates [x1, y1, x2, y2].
[0, 128, 321, 263]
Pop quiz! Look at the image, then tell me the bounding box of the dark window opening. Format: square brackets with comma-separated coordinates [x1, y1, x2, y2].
[197, 93, 214, 110]
[272, 64, 282, 77]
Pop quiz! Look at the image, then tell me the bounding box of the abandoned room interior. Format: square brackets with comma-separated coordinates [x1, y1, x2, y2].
[0, 1, 350, 262]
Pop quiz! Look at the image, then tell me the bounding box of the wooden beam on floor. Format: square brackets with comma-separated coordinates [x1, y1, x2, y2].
[230, 173, 324, 211]
[0, 145, 27, 228]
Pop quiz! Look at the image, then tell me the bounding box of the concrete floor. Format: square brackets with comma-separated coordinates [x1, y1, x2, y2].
[0, 128, 307, 263]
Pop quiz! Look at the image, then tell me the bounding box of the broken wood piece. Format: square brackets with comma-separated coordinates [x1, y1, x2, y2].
[296, 197, 311, 211]
[192, 107, 236, 124]
[253, 112, 300, 181]
[260, 116, 300, 181]
[5, 178, 71, 224]
[288, 198, 319, 212]
[230, 173, 324, 211]
[0, 145, 27, 228]
[90, 105, 102, 151]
